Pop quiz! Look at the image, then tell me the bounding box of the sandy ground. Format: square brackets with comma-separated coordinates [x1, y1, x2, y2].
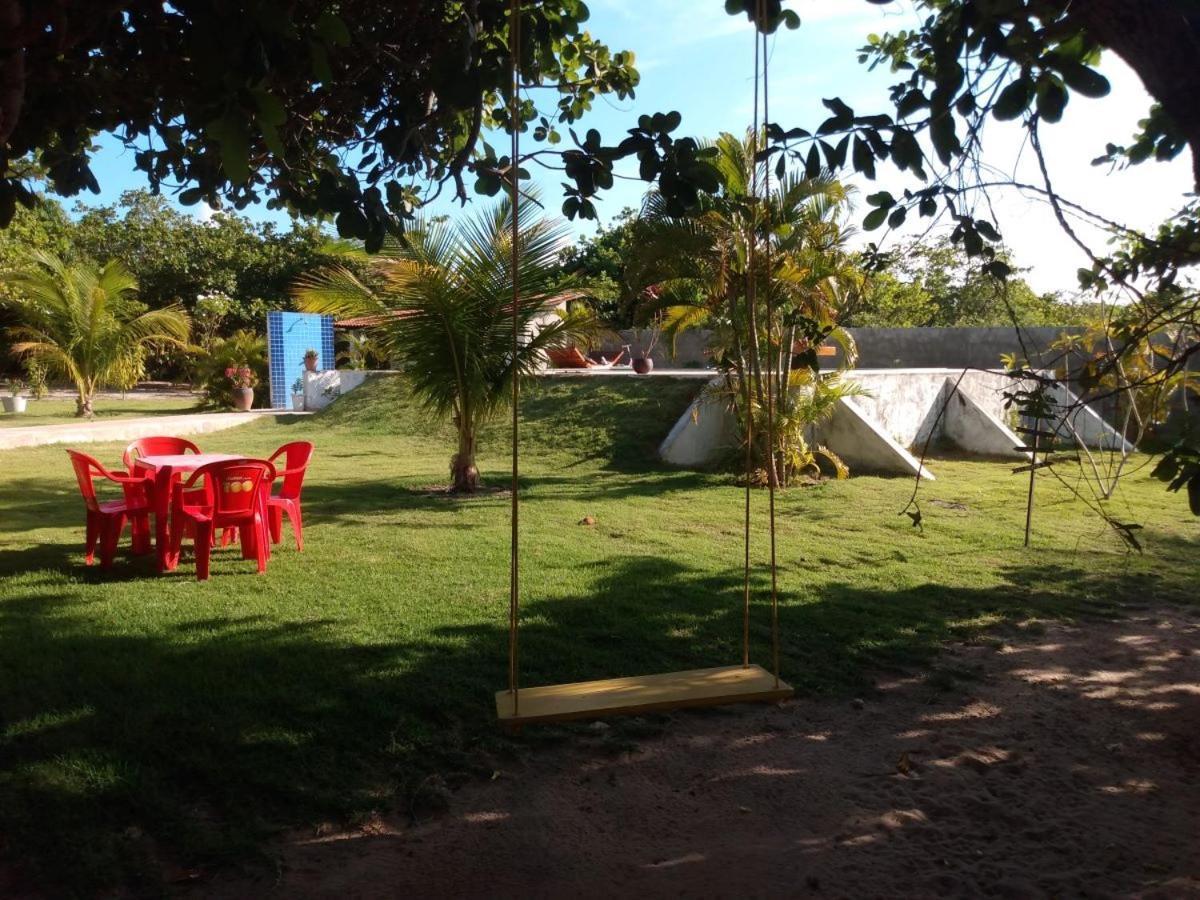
[180, 608, 1200, 899]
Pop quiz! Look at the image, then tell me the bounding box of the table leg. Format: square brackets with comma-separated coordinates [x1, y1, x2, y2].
[155, 465, 175, 572]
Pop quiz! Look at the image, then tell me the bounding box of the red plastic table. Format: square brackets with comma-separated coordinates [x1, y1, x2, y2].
[133, 453, 242, 572]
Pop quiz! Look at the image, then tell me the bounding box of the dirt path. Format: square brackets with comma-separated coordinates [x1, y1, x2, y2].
[187, 608, 1200, 899]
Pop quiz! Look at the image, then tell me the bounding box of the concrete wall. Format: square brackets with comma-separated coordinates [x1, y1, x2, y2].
[303, 370, 394, 411]
[842, 368, 1016, 448]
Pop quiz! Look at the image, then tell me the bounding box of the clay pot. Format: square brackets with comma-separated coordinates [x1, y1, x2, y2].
[304, 355, 318, 372]
[233, 387, 254, 411]
[632, 357, 654, 375]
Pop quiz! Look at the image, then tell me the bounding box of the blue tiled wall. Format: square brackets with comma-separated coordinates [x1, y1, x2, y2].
[267, 312, 334, 409]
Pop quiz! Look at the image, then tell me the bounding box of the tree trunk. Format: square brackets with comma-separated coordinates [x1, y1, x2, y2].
[451, 423, 480, 493]
[76, 392, 93, 418]
[1059, 0, 1200, 189]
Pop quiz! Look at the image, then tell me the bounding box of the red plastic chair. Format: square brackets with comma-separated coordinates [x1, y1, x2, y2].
[122, 436, 201, 510]
[170, 459, 275, 581]
[66, 450, 153, 568]
[122, 436, 201, 471]
[266, 441, 314, 551]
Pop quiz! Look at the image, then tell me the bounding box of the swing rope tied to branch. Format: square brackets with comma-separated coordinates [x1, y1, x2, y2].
[500, 0, 787, 725]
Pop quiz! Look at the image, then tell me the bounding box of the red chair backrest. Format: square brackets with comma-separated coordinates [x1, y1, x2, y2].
[66, 449, 106, 511]
[267, 442, 314, 500]
[183, 459, 276, 521]
[123, 436, 200, 470]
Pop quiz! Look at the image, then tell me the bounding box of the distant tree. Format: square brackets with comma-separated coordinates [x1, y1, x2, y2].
[3, 252, 190, 416]
[846, 239, 1096, 328]
[70, 190, 335, 330]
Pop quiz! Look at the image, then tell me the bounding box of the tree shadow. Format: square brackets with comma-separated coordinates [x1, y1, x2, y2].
[2, 543, 1193, 894]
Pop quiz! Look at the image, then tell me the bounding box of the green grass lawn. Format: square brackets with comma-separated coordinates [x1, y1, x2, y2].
[1, 376, 1196, 893]
[0, 396, 202, 427]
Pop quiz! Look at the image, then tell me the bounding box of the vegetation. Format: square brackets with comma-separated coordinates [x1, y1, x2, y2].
[294, 198, 593, 491]
[629, 132, 863, 485]
[0, 375, 1195, 893]
[844, 239, 1096, 328]
[2, 252, 190, 416]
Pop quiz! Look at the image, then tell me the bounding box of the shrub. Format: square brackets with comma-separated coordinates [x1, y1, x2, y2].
[198, 330, 267, 408]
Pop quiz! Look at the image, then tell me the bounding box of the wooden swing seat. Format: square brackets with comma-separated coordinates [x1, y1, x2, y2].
[495, 664, 792, 727]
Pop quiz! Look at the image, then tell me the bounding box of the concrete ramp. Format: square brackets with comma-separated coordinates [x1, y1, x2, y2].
[941, 379, 1028, 458]
[659, 384, 736, 467]
[818, 397, 934, 480]
[1047, 384, 1134, 453]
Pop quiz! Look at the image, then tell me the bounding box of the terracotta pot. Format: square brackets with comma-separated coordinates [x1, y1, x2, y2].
[632, 357, 654, 375]
[232, 387, 254, 411]
[304, 355, 318, 372]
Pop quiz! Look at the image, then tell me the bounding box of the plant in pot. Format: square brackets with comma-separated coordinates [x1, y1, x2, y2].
[225, 365, 258, 411]
[2, 379, 27, 414]
[630, 318, 662, 375]
[291, 377, 306, 411]
[303, 348, 320, 372]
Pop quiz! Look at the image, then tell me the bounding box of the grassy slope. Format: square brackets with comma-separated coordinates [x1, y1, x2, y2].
[0, 375, 1196, 892]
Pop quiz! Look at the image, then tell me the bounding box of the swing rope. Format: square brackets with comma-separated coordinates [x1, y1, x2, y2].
[504, 0, 783, 714]
[507, 0, 522, 715]
[758, 1, 782, 690]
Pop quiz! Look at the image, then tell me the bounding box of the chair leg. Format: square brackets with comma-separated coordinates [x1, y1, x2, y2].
[268, 506, 283, 545]
[286, 502, 304, 552]
[194, 522, 213, 581]
[221, 527, 237, 548]
[84, 511, 100, 565]
[254, 513, 269, 574]
[100, 513, 126, 570]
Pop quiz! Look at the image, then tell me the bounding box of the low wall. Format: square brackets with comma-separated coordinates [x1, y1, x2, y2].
[302, 370, 397, 411]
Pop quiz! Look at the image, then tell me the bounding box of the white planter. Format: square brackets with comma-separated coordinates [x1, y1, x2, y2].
[291, 394, 305, 412]
[1, 396, 27, 413]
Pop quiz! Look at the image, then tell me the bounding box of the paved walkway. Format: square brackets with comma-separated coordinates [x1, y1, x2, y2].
[0, 410, 310, 451]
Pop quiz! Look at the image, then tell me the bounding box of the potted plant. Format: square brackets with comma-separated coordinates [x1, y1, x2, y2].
[225, 365, 257, 411]
[291, 377, 306, 411]
[630, 319, 662, 375]
[303, 348, 320, 373]
[2, 379, 27, 414]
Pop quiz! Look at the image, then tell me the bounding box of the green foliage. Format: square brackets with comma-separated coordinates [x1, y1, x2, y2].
[198, 330, 268, 409]
[22, 358, 47, 400]
[629, 131, 862, 483]
[70, 191, 336, 329]
[295, 198, 596, 490]
[1, 2, 650, 249]
[2, 252, 190, 416]
[847, 239, 1096, 328]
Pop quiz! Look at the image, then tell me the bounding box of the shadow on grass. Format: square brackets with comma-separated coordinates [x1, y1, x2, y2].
[2, 547, 1193, 895]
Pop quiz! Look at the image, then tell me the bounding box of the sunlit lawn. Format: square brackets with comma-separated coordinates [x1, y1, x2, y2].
[0, 376, 1196, 892]
[0, 396, 202, 427]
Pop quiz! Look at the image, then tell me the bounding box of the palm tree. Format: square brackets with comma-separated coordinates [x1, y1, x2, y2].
[628, 131, 865, 485]
[294, 198, 593, 492]
[3, 251, 191, 417]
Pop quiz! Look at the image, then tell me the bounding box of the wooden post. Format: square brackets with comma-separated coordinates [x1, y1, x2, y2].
[1024, 419, 1038, 548]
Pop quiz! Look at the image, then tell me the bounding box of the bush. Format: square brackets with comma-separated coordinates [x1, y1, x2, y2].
[197, 330, 268, 408]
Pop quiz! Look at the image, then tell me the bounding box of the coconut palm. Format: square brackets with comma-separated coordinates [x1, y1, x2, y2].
[3, 251, 191, 417]
[628, 131, 865, 484]
[294, 198, 593, 492]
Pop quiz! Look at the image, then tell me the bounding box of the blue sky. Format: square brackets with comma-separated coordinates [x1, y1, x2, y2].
[84, 0, 1194, 294]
